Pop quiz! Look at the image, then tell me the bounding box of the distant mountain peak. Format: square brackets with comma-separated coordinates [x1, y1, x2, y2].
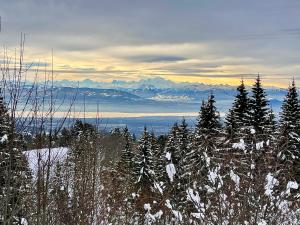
[51, 76, 239, 90]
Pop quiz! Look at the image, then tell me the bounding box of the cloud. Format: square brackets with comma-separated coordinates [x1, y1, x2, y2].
[128, 55, 187, 63]
[103, 43, 207, 59]
[1, 0, 300, 87]
[281, 28, 300, 36]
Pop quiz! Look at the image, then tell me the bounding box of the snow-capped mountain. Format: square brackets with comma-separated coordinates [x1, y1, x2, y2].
[24, 77, 288, 115]
[52, 77, 234, 90]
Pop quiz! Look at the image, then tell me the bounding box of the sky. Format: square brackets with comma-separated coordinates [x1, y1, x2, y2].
[0, 0, 300, 87]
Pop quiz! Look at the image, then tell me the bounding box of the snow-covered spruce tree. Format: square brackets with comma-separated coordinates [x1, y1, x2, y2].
[267, 108, 277, 133]
[163, 122, 182, 187]
[132, 127, 159, 223]
[244, 75, 276, 185]
[120, 126, 134, 170]
[183, 95, 222, 210]
[177, 118, 189, 159]
[176, 119, 191, 207]
[67, 120, 101, 225]
[107, 126, 138, 224]
[164, 123, 181, 167]
[279, 79, 300, 156]
[0, 90, 31, 225]
[225, 109, 238, 141]
[133, 127, 155, 191]
[234, 79, 251, 126]
[278, 79, 300, 182]
[149, 131, 164, 183]
[225, 80, 251, 141]
[196, 95, 222, 137]
[163, 121, 190, 212]
[194, 94, 222, 165]
[228, 77, 275, 210]
[249, 75, 273, 137]
[187, 96, 221, 172]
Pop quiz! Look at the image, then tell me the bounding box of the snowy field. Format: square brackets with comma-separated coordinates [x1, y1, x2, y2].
[24, 147, 69, 175]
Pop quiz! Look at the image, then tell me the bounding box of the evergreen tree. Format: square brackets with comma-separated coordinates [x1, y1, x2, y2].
[184, 139, 210, 208]
[175, 119, 191, 211]
[184, 95, 221, 205]
[157, 134, 168, 150]
[0, 91, 10, 148]
[161, 122, 190, 213]
[280, 79, 300, 131]
[196, 94, 221, 136]
[177, 118, 189, 158]
[120, 126, 134, 169]
[225, 80, 251, 140]
[0, 91, 31, 225]
[149, 131, 164, 182]
[234, 80, 251, 126]
[70, 120, 97, 139]
[133, 127, 155, 189]
[51, 162, 70, 225]
[67, 120, 101, 224]
[225, 109, 238, 141]
[266, 108, 276, 134]
[164, 123, 181, 166]
[278, 79, 300, 162]
[195, 94, 222, 154]
[249, 75, 271, 135]
[149, 131, 158, 159]
[58, 127, 72, 147]
[164, 121, 189, 178]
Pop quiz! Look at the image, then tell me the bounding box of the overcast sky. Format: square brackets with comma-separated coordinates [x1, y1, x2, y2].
[0, 0, 300, 87]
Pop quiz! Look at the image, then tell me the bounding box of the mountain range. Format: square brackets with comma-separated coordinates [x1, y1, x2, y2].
[38, 77, 287, 115]
[18, 77, 289, 134]
[52, 77, 238, 90]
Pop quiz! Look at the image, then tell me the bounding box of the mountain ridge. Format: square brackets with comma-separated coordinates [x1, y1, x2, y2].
[51, 76, 280, 90]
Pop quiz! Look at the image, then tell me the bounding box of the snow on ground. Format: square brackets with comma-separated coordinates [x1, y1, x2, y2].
[24, 147, 69, 175]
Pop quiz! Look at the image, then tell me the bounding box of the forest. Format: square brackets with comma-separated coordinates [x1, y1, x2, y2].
[0, 43, 299, 225]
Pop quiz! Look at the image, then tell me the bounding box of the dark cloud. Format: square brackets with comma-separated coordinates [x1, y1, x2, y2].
[1, 0, 300, 85]
[2, 0, 300, 45]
